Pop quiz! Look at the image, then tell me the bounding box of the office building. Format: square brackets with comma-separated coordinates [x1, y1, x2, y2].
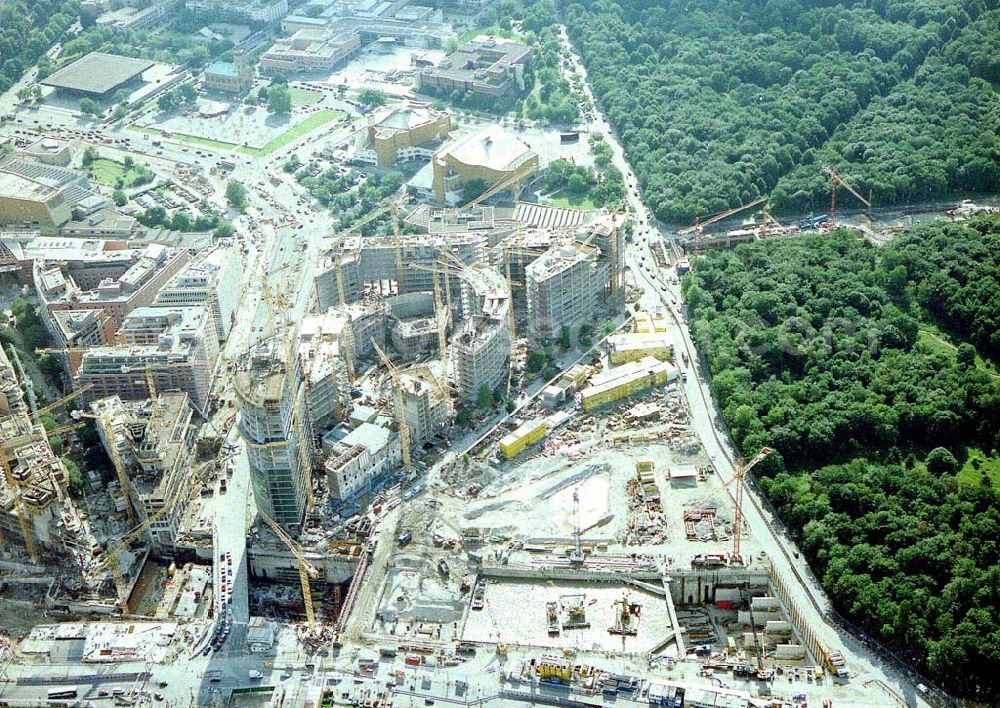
[76, 305, 219, 410]
[259, 29, 360, 73]
[154, 243, 244, 341]
[234, 340, 309, 533]
[525, 243, 608, 342]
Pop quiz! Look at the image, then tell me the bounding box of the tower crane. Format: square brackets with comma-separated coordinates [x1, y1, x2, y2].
[79, 411, 137, 524]
[370, 338, 412, 474]
[258, 511, 320, 634]
[823, 165, 871, 222]
[91, 458, 216, 612]
[29, 384, 92, 421]
[569, 487, 584, 565]
[391, 204, 405, 295]
[0, 444, 39, 563]
[677, 196, 768, 237]
[731, 447, 773, 563]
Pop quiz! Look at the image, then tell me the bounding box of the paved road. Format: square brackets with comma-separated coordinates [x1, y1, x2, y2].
[556, 22, 936, 708]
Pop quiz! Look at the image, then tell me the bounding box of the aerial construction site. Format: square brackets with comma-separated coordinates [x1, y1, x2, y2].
[0, 2, 972, 707]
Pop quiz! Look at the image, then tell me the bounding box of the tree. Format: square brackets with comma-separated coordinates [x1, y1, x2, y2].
[476, 384, 494, 409]
[113, 88, 131, 105]
[926, 447, 959, 475]
[79, 97, 101, 116]
[461, 178, 491, 202]
[226, 180, 247, 210]
[505, 399, 516, 413]
[559, 325, 572, 351]
[81, 146, 98, 166]
[112, 105, 127, 121]
[455, 408, 472, 426]
[268, 84, 291, 114]
[62, 457, 84, 494]
[214, 221, 234, 238]
[526, 349, 549, 374]
[358, 88, 387, 108]
[157, 90, 177, 112]
[171, 211, 192, 231]
[283, 154, 301, 173]
[112, 189, 127, 207]
[178, 82, 198, 104]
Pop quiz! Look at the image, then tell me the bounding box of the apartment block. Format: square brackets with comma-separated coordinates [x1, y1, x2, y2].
[76, 305, 219, 410]
[525, 243, 608, 342]
[154, 243, 244, 341]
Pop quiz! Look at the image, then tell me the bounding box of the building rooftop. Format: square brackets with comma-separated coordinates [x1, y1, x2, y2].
[41, 52, 156, 95]
[205, 61, 240, 78]
[370, 102, 445, 136]
[438, 124, 535, 173]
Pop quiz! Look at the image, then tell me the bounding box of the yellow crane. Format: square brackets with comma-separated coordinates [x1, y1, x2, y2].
[258, 510, 320, 633]
[391, 204, 405, 295]
[76, 410, 137, 525]
[370, 338, 412, 473]
[0, 443, 39, 563]
[91, 458, 216, 612]
[461, 170, 524, 209]
[30, 384, 93, 421]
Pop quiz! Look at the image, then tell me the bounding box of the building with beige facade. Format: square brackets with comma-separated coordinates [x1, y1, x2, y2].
[259, 29, 360, 73]
[431, 123, 538, 204]
[354, 103, 451, 168]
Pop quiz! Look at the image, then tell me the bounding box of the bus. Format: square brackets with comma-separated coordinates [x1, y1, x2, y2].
[219, 159, 236, 171]
[47, 686, 78, 700]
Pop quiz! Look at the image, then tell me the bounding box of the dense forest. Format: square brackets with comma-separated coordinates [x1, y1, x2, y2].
[0, 0, 78, 94]
[560, 0, 1000, 223]
[683, 218, 1000, 699]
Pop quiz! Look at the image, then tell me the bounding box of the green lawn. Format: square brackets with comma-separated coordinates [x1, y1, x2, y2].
[543, 190, 597, 211]
[237, 110, 343, 157]
[288, 87, 322, 107]
[917, 324, 999, 377]
[88, 158, 143, 187]
[131, 110, 343, 157]
[956, 448, 1000, 489]
[129, 125, 240, 151]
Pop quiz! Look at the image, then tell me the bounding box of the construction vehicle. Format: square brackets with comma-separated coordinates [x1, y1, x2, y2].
[370, 338, 412, 473]
[823, 165, 871, 222]
[258, 511, 320, 634]
[547, 601, 560, 635]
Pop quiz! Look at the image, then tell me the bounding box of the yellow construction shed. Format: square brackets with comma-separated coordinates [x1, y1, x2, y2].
[499, 418, 548, 460]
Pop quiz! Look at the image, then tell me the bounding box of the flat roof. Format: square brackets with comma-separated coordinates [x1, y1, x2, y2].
[41, 52, 156, 95]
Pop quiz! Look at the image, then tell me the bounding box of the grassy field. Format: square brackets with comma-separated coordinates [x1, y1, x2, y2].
[956, 448, 1000, 489]
[88, 158, 143, 186]
[542, 190, 597, 211]
[917, 323, 999, 377]
[129, 125, 240, 151]
[288, 87, 322, 107]
[238, 110, 343, 157]
[131, 110, 343, 157]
